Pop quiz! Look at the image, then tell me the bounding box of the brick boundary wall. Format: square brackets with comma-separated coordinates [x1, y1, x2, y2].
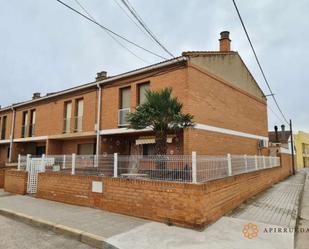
[0, 167, 18, 188]
[0, 169, 5, 188]
[4, 170, 28, 195]
[36, 153, 292, 229]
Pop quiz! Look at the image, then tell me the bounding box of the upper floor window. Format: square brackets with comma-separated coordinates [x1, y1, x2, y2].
[119, 87, 131, 127]
[63, 101, 72, 133]
[21, 112, 28, 138]
[75, 99, 83, 132]
[29, 110, 36, 137]
[1, 116, 7, 140]
[137, 83, 149, 105]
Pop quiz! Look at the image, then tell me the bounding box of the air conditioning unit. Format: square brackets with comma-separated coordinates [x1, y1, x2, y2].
[258, 139, 268, 148]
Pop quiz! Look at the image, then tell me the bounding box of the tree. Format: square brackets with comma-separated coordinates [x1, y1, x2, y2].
[127, 87, 194, 155]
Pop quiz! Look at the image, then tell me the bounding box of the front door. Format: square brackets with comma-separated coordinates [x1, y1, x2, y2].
[36, 146, 46, 156]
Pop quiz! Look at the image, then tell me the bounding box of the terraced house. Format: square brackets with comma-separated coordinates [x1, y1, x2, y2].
[0, 31, 270, 167]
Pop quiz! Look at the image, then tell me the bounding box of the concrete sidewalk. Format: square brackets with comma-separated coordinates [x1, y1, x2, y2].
[0, 172, 306, 249]
[295, 170, 309, 249]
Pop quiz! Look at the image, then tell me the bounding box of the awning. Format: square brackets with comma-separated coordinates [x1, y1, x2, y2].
[136, 136, 174, 145]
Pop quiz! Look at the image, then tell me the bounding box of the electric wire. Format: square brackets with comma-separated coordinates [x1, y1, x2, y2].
[232, 0, 289, 125]
[55, 0, 168, 60]
[73, 0, 149, 64]
[119, 0, 175, 58]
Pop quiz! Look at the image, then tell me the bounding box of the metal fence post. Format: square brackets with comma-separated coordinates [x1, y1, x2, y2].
[114, 153, 118, 177]
[94, 154, 98, 168]
[255, 155, 258, 170]
[26, 154, 31, 171]
[18, 154, 21, 170]
[227, 153, 232, 176]
[41, 154, 46, 172]
[192, 151, 197, 183]
[63, 155, 66, 169]
[244, 154, 248, 172]
[71, 153, 76, 175]
[263, 155, 266, 169]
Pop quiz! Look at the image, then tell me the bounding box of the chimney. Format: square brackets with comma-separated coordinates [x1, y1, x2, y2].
[274, 125, 279, 142]
[32, 92, 41, 99]
[281, 124, 286, 140]
[96, 71, 107, 81]
[219, 31, 231, 52]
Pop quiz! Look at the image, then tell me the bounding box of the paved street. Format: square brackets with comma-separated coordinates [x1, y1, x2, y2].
[0, 172, 306, 249]
[0, 215, 94, 249]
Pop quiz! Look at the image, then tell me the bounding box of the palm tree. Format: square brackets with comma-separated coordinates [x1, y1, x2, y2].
[127, 87, 194, 155]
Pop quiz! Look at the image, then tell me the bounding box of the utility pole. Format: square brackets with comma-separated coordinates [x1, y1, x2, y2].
[290, 119, 295, 175]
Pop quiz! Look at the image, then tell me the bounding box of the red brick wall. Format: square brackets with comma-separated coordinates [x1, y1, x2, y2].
[187, 63, 268, 137]
[183, 128, 269, 155]
[36, 153, 292, 229]
[13, 89, 97, 139]
[4, 170, 28, 195]
[37, 173, 103, 208]
[0, 168, 5, 188]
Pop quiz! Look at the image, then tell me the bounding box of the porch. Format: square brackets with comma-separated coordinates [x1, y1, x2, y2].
[100, 130, 184, 156]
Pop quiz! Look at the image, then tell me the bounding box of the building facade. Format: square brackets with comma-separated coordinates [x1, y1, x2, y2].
[0, 32, 270, 166]
[294, 131, 309, 168]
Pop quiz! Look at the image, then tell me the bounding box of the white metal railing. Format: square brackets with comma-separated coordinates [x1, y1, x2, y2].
[118, 108, 130, 127]
[18, 153, 280, 183]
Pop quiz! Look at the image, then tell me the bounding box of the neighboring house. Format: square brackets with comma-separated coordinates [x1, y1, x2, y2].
[268, 125, 293, 156]
[294, 131, 309, 168]
[0, 31, 270, 166]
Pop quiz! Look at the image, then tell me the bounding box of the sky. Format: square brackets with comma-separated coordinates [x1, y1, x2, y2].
[0, 0, 308, 133]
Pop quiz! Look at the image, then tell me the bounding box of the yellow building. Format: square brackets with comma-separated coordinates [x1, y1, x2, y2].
[294, 131, 309, 169]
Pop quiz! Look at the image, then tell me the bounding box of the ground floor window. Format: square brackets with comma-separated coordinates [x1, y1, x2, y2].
[142, 144, 155, 156]
[78, 143, 95, 155]
[36, 146, 46, 156]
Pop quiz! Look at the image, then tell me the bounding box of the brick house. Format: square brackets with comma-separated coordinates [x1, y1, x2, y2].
[0, 31, 269, 166]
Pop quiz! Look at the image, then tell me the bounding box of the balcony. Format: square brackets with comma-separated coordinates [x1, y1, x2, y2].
[74, 116, 83, 132]
[118, 108, 130, 127]
[29, 124, 35, 137]
[63, 118, 71, 134]
[21, 125, 27, 138]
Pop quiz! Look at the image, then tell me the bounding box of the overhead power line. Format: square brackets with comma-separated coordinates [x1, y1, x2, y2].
[73, 0, 148, 64]
[112, 0, 150, 38]
[119, 0, 175, 58]
[55, 0, 167, 60]
[232, 0, 289, 125]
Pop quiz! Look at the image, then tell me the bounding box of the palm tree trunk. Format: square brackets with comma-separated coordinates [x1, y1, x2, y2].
[154, 130, 167, 155]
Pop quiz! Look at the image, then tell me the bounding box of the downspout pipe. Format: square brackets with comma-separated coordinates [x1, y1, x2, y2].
[9, 107, 15, 163]
[96, 82, 102, 158]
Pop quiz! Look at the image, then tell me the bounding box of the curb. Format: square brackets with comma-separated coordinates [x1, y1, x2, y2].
[0, 208, 118, 249]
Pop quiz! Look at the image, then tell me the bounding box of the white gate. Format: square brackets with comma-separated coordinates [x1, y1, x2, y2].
[27, 157, 46, 194]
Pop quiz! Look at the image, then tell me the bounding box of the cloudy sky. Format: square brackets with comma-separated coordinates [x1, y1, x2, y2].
[0, 0, 308, 132]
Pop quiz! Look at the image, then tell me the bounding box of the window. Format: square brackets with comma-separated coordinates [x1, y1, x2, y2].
[120, 87, 131, 109]
[63, 101, 72, 133]
[78, 143, 95, 155]
[21, 112, 28, 138]
[137, 83, 149, 105]
[29, 110, 36, 137]
[119, 87, 131, 126]
[143, 144, 155, 156]
[1, 116, 6, 140]
[75, 99, 83, 132]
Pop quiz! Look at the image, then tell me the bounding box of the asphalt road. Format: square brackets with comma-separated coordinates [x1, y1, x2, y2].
[0, 215, 95, 249]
